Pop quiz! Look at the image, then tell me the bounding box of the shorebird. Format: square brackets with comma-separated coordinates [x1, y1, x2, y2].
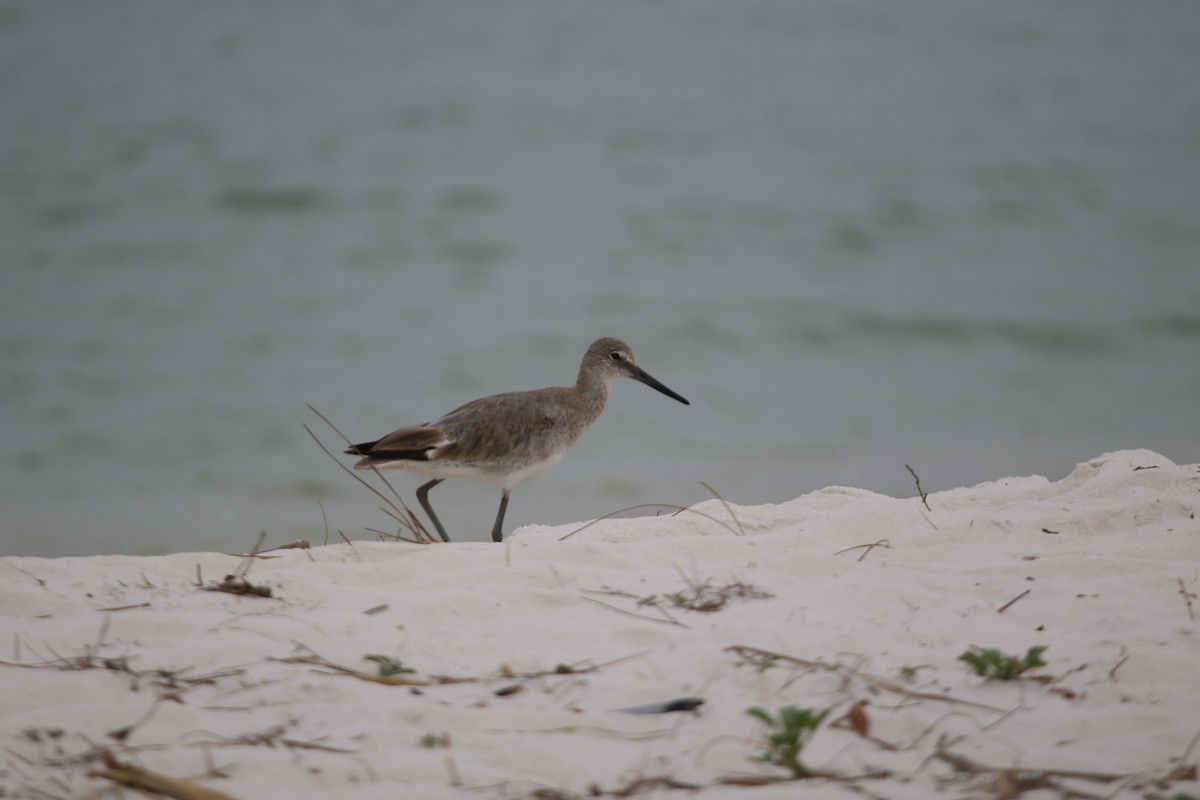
[344, 337, 689, 543]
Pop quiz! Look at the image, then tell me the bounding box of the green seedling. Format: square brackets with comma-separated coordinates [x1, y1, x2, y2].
[958, 646, 1047, 681]
[662, 580, 774, 613]
[363, 654, 416, 677]
[745, 705, 830, 778]
[664, 592, 689, 608]
[419, 732, 450, 748]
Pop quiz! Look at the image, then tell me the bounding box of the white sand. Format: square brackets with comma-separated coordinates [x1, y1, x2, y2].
[2, 449, 1198, 799]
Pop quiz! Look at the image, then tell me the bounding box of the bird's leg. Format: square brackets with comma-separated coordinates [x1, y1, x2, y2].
[415, 479, 450, 543]
[491, 490, 510, 543]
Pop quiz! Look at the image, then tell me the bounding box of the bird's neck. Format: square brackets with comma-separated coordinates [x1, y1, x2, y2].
[575, 369, 612, 406]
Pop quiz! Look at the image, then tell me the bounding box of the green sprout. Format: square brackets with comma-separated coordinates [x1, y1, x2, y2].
[745, 705, 830, 778]
[419, 732, 450, 748]
[363, 654, 416, 677]
[958, 646, 1047, 681]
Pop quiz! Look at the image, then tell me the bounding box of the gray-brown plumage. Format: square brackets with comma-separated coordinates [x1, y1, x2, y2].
[345, 337, 689, 542]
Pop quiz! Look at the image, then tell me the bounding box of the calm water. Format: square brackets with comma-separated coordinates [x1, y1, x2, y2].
[2, 1, 1198, 556]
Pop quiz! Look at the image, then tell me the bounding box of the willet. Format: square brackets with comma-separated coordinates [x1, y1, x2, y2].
[345, 337, 689, 543]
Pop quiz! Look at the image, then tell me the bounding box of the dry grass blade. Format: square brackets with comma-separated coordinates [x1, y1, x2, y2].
[336, 530, 360, 558]
[284, 653, 430, 686]
[108, 698, 163, 742]
[2, 562, 48, 588]
[304, 406, 437, 544]
[700, 481, 744, 535]
[318, 499, 331, 547]
[725, 645, 1009, 714]
[833, 539, 891, 562]
[365, 526, 424, 545]
[854, 671, 1007, 714]
[371, 499, 440, 544]
[580, 595, 690, 628]
[1178, 577, 1197, 621]
[662, 568, 774, 613]
[88, 749, 239, 800]
[559, 503, 741, 541]
[232, 531, 266, 579]
[187, 724, 355, 754]
[96, 602, 151, 612]
[933, 734, 1130, 783]
[224, 539, 310, 559]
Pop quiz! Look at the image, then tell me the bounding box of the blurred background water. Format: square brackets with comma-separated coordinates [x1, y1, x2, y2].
[1, 1, 1197, 556]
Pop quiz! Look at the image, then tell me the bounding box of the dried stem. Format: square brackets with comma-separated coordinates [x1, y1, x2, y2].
[725, 645, 1008, 714]
[905, 464, 932, 511]
[833, 539, 891, 562]
[559, 503, 741, 541]
[88, 750, 238, 800]
[700, 481, 745, 535]
[997, 589, 1031, 614]
[304, 405, 437, 544]
[1178, 577, 1196, 620]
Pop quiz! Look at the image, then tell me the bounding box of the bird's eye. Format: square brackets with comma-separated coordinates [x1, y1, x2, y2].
[609, 351, 622, 360]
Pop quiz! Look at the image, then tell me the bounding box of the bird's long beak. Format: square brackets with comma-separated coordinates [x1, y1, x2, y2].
[631, 365, 690, 405]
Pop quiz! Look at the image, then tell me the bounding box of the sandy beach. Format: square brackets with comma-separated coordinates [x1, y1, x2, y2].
[2, 449, 1197, 799]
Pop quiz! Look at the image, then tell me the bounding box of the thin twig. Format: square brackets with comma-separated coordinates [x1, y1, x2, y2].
[833, 539, 891, 562]
[96, 603, 151, 613]
[560, 503, 741, 541]
[1178, 577, 1196, 621]
[1108, 652, 1130, 680]
[997, 589, 1031, 614]
[224, 540, 309, 558]
[88, 750, 238, 800]
[284, 653, 430, 686]
[609, 775, 703, 795]
[107, 699, 164, 743]
[233, 531, 266, 579]
[186, 724, 355, 754]
[2, 563, 47, 589]
[580, 596, 690, 628]
[933, 734, 1129, 783]
[905, 464, 932, 511]
[725, 645, 1008, 713]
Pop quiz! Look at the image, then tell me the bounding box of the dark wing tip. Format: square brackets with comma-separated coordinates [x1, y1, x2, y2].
[358, 447, 436, 462]
[344, 426, 447, 463]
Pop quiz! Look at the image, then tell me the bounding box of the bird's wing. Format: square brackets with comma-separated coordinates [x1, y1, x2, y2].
[350, 425, 450, 464]
[435, 390, 568, 466]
